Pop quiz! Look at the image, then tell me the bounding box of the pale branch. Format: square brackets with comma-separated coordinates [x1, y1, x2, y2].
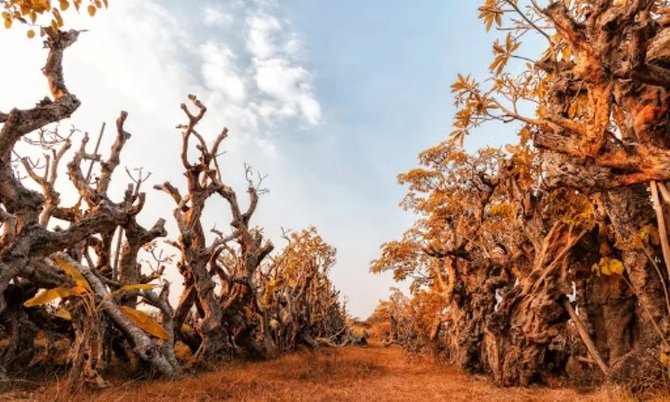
[504, 0, 552, 42]
[210, 128, 229, 180]
[153, 182, 183, 206]
[97, 112, 130, 195]
[563, 298, 611, 378]
[54, 254, 178, 377]
[68, 133, 102, 205]
[179, 95, 207, 171]
[111, 226, 123, 280]
[125, 167, 152, 195]
[19, 135, 72, 226]
[650, 181, 670, 280]
[84, 122, 106, 185]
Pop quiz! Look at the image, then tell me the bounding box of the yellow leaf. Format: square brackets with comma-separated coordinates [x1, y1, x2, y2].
[73, 285, 88, 295]
[24, 287, 76, 308]
[608, 259, 625, 276]
[35, 0, 51, 12]
[120, 306, 170, 340]
[592, 258, 608, 276]
[87, 5, 97, 16]
[119, 283, 155, 292]
[640, 224, 660, 246]
[592, 257, 625, 277]
[54, 308, 72, 320]
[3, 18, 11, 29]
[52, 8, 63, 27]
[660, 352, 670, 367]
[505, 144, 521, 155]
[261, 279, 278, 304]
[107, 283, 156, 300]
[59, 0, 70, 11]
[52, 256, 90, 291]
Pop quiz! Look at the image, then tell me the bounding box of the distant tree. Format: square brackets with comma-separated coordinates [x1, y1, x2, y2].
[265, 227, 349, 350]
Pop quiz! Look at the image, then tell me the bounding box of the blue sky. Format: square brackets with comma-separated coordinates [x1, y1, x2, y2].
[272, 1, 513, 316]
[0, 0, 518, 317]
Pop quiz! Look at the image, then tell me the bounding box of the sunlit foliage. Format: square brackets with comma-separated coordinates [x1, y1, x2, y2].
[1, 0, 108, 37]
[372, 0, 670, 388]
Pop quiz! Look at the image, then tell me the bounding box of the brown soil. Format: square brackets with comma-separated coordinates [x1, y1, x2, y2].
[2, 344, 665, 401]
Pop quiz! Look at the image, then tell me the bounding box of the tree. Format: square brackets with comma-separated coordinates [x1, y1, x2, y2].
[265, 227, 348, 350]
[0, 14, 348, 392]
[374, 0, 670, 388]
[0, 28, 178, 387]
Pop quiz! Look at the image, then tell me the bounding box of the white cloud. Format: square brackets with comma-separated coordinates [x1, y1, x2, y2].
[61, 0, 321, 143]
[203, 6, 233, 26]
[199, 42, 247, 102]
[253, 58, 321, 125]
[246, 12, 321, 126]
[246, 14, 282, 60]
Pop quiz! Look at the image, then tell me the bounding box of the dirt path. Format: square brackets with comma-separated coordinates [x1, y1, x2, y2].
[7, 345, 640, 401]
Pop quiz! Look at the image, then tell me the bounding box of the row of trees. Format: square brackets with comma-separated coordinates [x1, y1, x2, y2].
[0, 23, 348, 390]
[372, 0, 670, 389]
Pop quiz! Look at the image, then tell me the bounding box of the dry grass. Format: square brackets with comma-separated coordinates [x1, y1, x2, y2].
[2, 344, 668, 401]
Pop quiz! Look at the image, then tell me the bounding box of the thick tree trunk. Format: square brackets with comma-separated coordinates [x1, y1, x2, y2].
[485, 223, 583, 386]
[601, 187, 669, 383]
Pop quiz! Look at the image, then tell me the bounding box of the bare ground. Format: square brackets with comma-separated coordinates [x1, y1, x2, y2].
[2, 344, 666, 401]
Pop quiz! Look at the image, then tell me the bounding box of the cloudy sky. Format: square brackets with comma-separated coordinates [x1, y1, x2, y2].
[0, 0, 515, 317]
